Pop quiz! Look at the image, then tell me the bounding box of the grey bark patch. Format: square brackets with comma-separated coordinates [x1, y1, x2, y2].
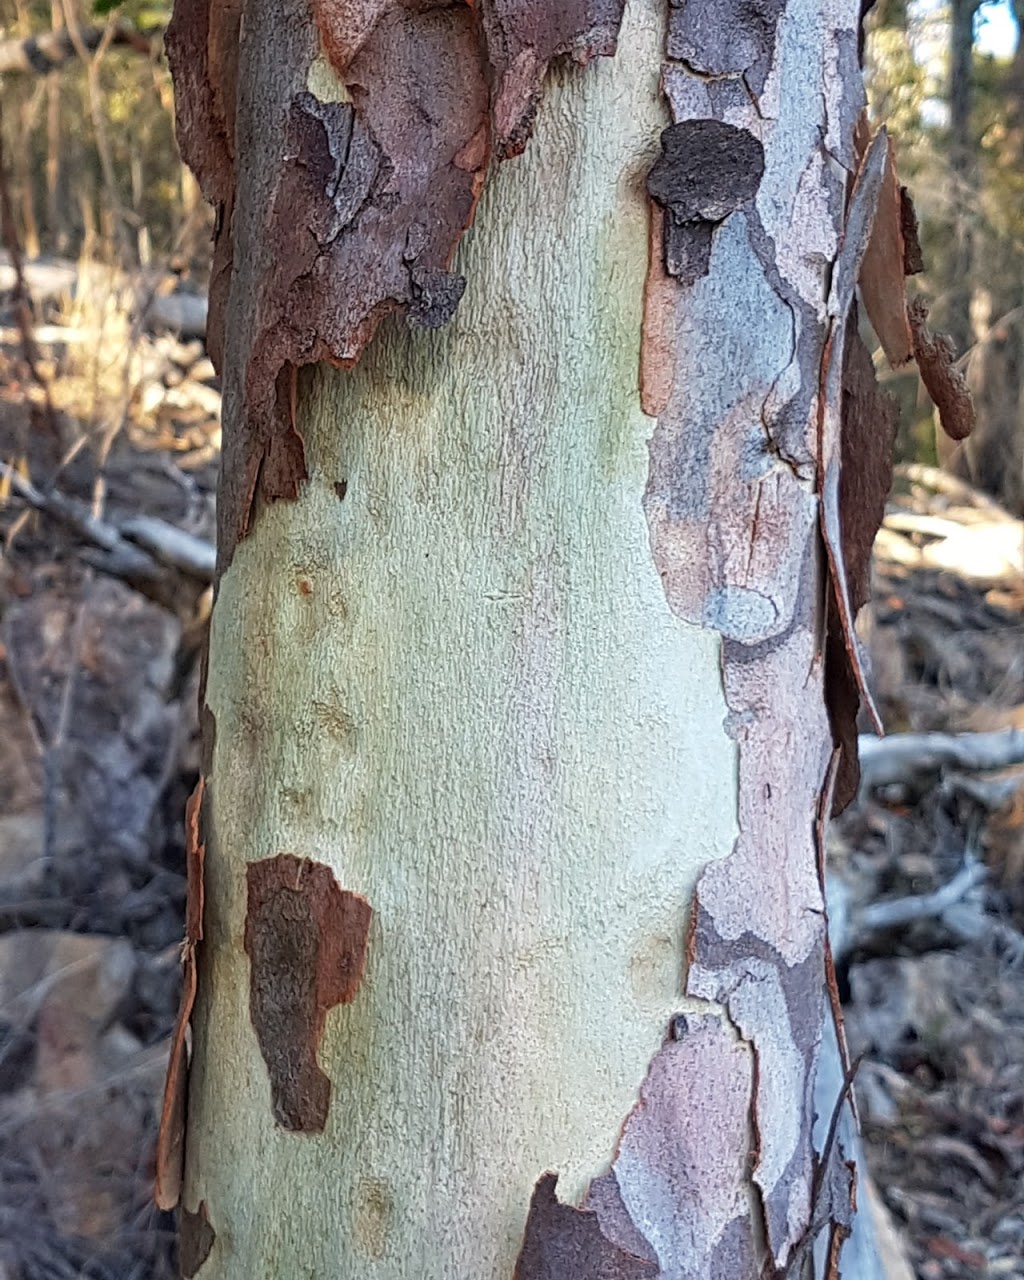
[602, 1022, 760, 1277]
[179, 1201, 216, 1278]
[584, 1172, 659, 1266]
[647, 122, 765, 285]
[667, 0, 786, 95]
[686, 904, 828, 1263]
[664, 221, 714, 287]
[834, 28, 867, 169]
[407, 267, 467, 330]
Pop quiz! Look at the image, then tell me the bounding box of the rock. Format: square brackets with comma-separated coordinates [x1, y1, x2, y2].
[0, 931, 152, 1243]
[0, 811, 44, 893]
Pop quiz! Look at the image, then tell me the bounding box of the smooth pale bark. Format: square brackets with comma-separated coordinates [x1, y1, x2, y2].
[187, 7, 739, 1276]
[182, 0, 882, 1276]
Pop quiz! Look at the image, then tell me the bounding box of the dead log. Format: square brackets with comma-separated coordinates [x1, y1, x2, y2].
[0, 24, 153, 77]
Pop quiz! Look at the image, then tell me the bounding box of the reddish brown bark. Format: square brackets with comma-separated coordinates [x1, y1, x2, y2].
[245, 854, 372, 1132]
[165, 0, 627, 568]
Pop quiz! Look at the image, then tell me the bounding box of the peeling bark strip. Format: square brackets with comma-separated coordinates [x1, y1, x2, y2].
[636, 0, 886, 1273]
[817, 127, 890, 741]
[154, 780, 207, 1211]
[828, 314, 898, 812]
[180, 1201, 217, 1278]
[856, 126, 913, 368]
[244, 854, 371, 1131]
[165, 0, 626, 566]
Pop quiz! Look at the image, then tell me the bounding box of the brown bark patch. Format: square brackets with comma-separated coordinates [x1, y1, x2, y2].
[646, 121, 765, 286]
[244, 853, 372, 1132]
[514, 1172, 659, 1280]
[179, 1200, 216, 1278]
[639, 209, 677, 416]
[900, 187, 924, 274]
[827, 316, 898, 812]
[909, 298, 976, 442]
[857, 129, 914, 367]
[154, 779, 206, 1211]
[166, 0, 627, 564]
[481, 0, 627, 158]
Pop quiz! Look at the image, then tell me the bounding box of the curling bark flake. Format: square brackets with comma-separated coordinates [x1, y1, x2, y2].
[161, 0, 939, 1276]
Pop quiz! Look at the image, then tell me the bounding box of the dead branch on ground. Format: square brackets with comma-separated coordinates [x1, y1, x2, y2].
[0, 460, 212, 610]
[859, 729, 1024, 793]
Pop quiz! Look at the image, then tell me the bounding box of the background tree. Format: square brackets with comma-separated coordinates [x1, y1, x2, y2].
[0, 0, 189, 264]
[864, 1, 1024, 507]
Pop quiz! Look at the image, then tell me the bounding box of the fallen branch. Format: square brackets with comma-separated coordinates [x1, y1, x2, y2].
[0, 255, 209, 339]
[0, 461, 213, 611]
[858, 729, 1024, 793]
[894, 463, 1011, 517]
[0, 23, 153, 77]
[830, 857, 1024, 965]
[120, 514, 215, 580]
[856, 861, 985, 935]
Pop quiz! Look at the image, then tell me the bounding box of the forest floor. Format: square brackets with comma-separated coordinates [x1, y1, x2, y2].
[0, 272, 1022, 1279]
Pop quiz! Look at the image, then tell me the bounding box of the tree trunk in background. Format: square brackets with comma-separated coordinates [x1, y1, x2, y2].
[946, 0, 979, 359]
[46, 0, 65, 253]
[165, 1, 893, 1276]
[960, 293, 1024, 512]
[949, 8, 1024, 510]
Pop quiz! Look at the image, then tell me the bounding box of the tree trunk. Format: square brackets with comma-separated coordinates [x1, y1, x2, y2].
[165, 1, 893, 1276]
[947, 8, 1024, 511]
[947, 0, 979, 356]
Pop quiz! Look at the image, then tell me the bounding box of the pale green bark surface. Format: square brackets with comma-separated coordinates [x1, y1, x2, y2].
[186, 4, 740, 1274]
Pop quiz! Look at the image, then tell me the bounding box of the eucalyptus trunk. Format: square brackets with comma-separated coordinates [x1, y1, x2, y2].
[161, 1, 895, 1276]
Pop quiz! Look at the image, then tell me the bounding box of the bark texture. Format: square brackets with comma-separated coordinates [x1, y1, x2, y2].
[167, 0, 894, 1276]
[180, 8, 740, 1276]
[164, 0, 628, 568]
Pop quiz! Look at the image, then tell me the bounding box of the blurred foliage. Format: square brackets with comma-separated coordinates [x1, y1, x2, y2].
[0, 0, 203, 270]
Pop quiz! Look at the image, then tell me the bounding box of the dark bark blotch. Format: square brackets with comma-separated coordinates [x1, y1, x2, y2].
[245, 853, 372, 1132]
[180, 1201, 216, 1278]
[514, 1172, 659, 1280]
[647, 121, 765, 286]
